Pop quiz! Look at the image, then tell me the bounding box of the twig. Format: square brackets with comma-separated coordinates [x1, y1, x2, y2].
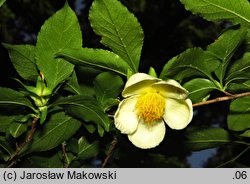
[192, 91, 250, 107]
[7, 117, 39, 168]
[216, 146, 250, 168]
[102, 137, 118, 168]
[61, 142, 68, 168]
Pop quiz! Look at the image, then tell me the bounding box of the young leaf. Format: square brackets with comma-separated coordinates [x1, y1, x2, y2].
[246, 29, 250, 49]
[0, 87, 36, 112]
[89, 0, 144, 72]
[225, 52, 250, 84]
[97, 125, 105, 137]
[207, 27, 246, 63]
[227, 80, 250, 93]
[19, 153, 63, 168]
[83, 124, 96, 134]
[2, 43, 38, 81]
[180, 0, 250, 27]
[39, 106, 48, 124]
[9, 122, 28, 138]
[183, 78, 218, 103]
[0, 0, 6, 7]
[77, 137, 99, 160]
[185, 127, 231, 151]
[57, 48, 131, 76]
[228, 96, 250, 131]
[0, 136, 14, 156]
[0, 115, 18, 132]
[22, 112, 81, 154]
[66, 138, 79, 154]
[36, 2, 82, 91]
[207, 27, 247, 81]
[64, 71, 82, 95]
[55, 95, 110, 131]
[240, 129, 250, 138]
[93, 72, 123, 110]
[159, 48, 219, 80]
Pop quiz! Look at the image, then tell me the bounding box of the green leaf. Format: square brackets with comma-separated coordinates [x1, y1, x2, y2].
[159, 48, 219, 80]
[57, 48, 131, 76]
[39, 106, 48, 124]
[64, 71, 82, 95]
[36, 3, 82, 91]
[0, 150, 10, 163]
[185, 127, 231, 151]
[83, 124, 96, 134]
[0, 136, 14, 157]
[15, 114, 34, 123]
[0, 87, 36, 112]
[23, 112, 81, 154]
[9, 122, 28, 138]
[240, 129, 250, 138]
[63, 152, 75, 167]
[74, 66, 102, 97]
[55, 95, 110, 131]
[93, 72, 123, 110]
[246, 29, 250, 49]
[66, 138, 78, 154]
[227, 80, 250, 93]
[207, 27, 246, 63]
[77, 137, 99, 160]
[0, 114, 33, 135]
[228, 96, 250, 131]
[89, 0, 144, 71]
[0, 115, 17, 132]
[20, 153, 63, 168]
[97, 125, 105, 137]
[180, 0, 250, 26]
[207, 27, 247, 81]
[99, 98, 119, 112]
[226, 52, 250, 84]
[0, 0, 6, 7]
[183, 78, 218, 103]
[2, 43, 38, 81]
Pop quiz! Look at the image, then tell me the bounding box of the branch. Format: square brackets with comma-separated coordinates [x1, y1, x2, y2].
[192, 91, 250, 107]
[7, 117, 39, 168]
[102, 137, 118, 168]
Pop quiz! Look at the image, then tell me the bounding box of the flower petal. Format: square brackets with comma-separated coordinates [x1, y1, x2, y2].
[122, 73, 160, 98]
[164, 98, 193, 130]
[114, 97, 139, 134]
[151, 80, 188, 99]
[128, 120, 165, 149]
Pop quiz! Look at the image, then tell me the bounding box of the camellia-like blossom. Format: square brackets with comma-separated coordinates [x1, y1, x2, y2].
[114, 73, 193, 149]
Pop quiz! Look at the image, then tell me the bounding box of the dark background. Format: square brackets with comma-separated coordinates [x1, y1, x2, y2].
[0, 0, 249, 167]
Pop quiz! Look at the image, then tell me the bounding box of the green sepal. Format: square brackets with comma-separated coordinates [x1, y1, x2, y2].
[148, 67, 158, 78]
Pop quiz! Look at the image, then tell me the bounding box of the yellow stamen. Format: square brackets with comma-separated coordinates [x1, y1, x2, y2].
[135, 91, 165, 123]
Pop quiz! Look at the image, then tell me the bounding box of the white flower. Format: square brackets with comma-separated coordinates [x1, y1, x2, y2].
[114, 73, 193, 149]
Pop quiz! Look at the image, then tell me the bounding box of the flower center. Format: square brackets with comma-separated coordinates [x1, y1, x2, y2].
[135, 91, 166, 123]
